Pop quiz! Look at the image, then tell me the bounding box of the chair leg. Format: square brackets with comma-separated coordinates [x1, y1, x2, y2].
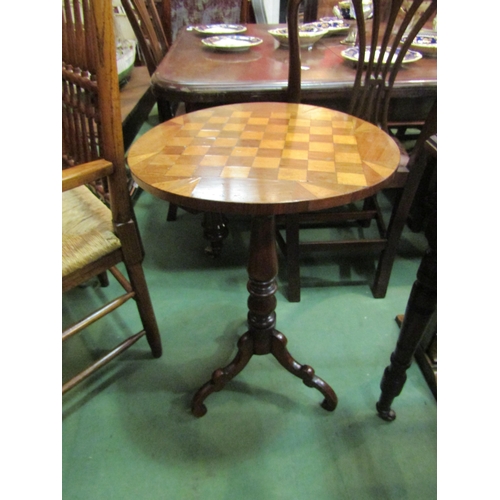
[97, 271, 109, 287]
[125, 261, 162, 358]
[285, 214, 301, 302]
[359, 196, 376, 228]
[407, 156, 436, 232]
[371, 190, 410, 298]
[166, 203, 179, 221]
[372, 150, 432, 298]
[157, 99, 174, 123]
[202, 212, 229, 257]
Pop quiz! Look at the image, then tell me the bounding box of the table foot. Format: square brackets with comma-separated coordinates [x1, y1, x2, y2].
[271, 331, 338, 412]
[191, 333, 253, 417]
[376, 401, 396, 421]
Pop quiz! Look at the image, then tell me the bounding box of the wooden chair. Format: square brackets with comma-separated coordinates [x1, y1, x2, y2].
[62, 0, 162, 394]
[120, 0, 180, 204]
[121, 0, 177, 122]
[276, 0, 437, 301]
[122, 0, 169, 75]
[112, 1, 160, 154]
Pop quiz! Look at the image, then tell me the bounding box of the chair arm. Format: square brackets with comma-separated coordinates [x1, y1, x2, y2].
[62, 159, 115, 192]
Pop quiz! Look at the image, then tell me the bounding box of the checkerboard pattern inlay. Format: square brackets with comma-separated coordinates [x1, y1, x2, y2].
[128, 103, 400, 214]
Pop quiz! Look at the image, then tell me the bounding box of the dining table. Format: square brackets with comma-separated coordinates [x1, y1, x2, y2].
[127, 101, 401, 416]
[151, 23, 437, 124]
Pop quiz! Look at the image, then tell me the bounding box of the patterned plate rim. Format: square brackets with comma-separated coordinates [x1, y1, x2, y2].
[315, 19, 351, 32]
[341, 46, 423, 64]
[194, 24, 247, 35]
[201, 35, 263, 51]
[268, 25, 329, 37]
[406, 35, 438, 49]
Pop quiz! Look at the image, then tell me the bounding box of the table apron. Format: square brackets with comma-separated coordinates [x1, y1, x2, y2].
[152, 84, 436, 125]
[153, 82, 436, 105]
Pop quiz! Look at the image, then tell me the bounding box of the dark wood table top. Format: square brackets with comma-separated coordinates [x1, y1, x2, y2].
[151, 23, 437, 106]
[127, 102, 400, 216]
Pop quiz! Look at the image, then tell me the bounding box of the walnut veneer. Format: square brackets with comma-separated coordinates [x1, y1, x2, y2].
[150, 24, 436, 121]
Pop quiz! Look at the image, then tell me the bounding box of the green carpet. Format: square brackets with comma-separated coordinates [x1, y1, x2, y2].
[62, 111, 436, 500]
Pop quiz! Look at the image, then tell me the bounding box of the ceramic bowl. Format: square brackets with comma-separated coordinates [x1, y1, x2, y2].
[268, 23, 329, 49]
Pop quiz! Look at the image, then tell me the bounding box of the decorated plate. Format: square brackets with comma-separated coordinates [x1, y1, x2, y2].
[194, 24, 247, 35]
[402, 34, 437, 57]
[201, 35, 263, 52]
[341, 46, 422, 65]
[268, 24, 329, 49]
[316, 18, 351, 35]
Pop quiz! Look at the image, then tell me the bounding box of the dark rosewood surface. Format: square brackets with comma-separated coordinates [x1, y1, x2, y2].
[151, 23, 437, 106]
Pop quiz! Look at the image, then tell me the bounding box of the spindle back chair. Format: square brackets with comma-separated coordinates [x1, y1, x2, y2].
[349, 0, 436, 130]
[121, 0, 179, 124]
[121, 0, 169, 76]
[62, 0, 162, 393]
[278, 0, 437, 301]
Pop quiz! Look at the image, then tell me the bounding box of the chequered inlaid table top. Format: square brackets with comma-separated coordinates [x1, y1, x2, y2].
[127, 102, 400, 215]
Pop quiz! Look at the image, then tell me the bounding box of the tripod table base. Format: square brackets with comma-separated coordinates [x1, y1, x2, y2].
[191, 215, 338, 417]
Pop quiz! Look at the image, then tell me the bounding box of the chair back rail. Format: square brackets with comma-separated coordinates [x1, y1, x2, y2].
[351, 0, 437, 129]
[287, 0, 437, 131]
[121, 0, 170, 75]
[63, 0, 131, 222]
[62, 0, 162, 394]
[62, 0, 98, 166]
[282, 0, 438, 301]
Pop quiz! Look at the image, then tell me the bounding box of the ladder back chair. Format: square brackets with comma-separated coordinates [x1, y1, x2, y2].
[62, 0, 162, 394]
[277, 0, 437, 301]
[121, 0, 178, 123]
[121, 0, 170, 76]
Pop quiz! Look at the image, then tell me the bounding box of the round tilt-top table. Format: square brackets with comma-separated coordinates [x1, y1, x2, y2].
[127, 102, 400, 417]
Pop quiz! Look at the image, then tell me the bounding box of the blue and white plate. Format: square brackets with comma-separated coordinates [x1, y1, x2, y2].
[402, 34, 437, 57]
[194, 24, 247, 36]
[314, 18, 351, 36]
[341, 46, 422, 65]
[201, 35, 263, 52]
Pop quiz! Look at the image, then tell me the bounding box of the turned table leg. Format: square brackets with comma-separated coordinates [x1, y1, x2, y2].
[376, 196, 436, 421]
[191, 215, 338, 417]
